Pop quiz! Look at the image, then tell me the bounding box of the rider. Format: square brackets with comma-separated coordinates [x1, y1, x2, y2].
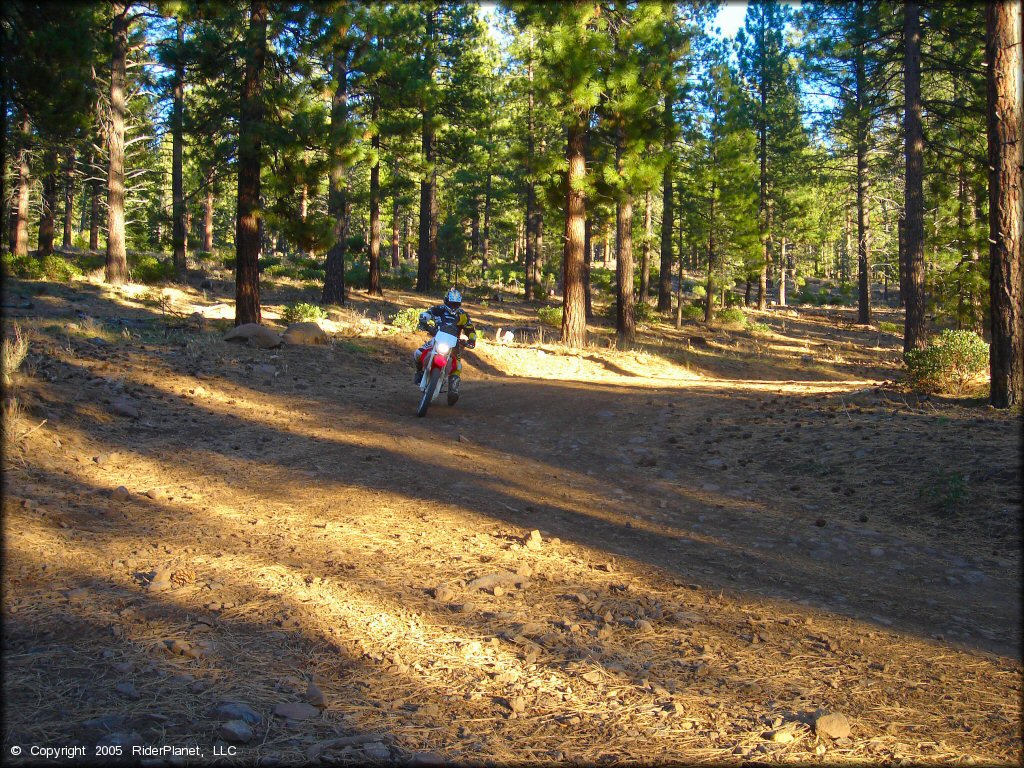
[413, 287, 477, 395]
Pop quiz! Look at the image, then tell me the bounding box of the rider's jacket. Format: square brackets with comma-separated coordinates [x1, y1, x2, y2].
[425, 304, 477, 346]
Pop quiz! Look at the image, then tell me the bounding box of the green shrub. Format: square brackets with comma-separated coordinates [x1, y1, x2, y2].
[680, 304, 704, 321]
[878, 321, 902, 335]
[390, 307, 423, 332]
[2, 253, 84, 281]
[690, 284, 707, 299]
[717, 307, 746, 326]
[904, 329, 988, 395]
[747, 320, 772, 335]
[634, 301, 658, 324]
[537, 305, 562, 328]
[130, 254, 175, 284]
[281, 301, 327, 325]
[41, 254, 83, 281]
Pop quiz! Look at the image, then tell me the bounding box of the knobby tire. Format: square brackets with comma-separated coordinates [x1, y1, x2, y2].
[417, 368, 441, 417]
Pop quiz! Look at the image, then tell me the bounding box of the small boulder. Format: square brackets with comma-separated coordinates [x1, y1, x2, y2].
[273, 702, 320, 721]
[210, 702, 262, 725]
[814, 712, 851, 739]
[111, 486, 132, 502]
[224, 323, 282, 349]
[219, 720, 254, 744]
[111, 398, 140, 419]
[282, 321, 328, 345]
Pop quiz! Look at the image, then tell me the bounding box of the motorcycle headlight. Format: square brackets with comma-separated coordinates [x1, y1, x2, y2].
[435, 342, 451, 355]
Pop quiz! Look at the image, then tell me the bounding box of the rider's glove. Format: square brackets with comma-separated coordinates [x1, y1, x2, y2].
[466, 338, 476, 349]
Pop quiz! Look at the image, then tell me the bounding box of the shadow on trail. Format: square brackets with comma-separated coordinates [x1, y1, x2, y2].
[22, 329, 1020, 661]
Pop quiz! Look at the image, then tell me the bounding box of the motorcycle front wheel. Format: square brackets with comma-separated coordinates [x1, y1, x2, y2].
[416, 368, 442, 417]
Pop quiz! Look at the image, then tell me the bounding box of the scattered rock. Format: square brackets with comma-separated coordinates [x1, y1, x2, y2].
[432, 585, 454, 602]
[634, 619, 654, 633]
[82, 714, 127, 731]
[218, 720, 254, 744]
[273, 702, 321, 721]
[282, 322, 328, 345]
[111, 398, 140, 419]
[224, 323, 282, 349]
[210, 702, 262, 725]
[144, 488, 165, 500]
[466, 572, 526, 593]
[253, 364, 277, 378]
[305, 680, 326, 708]
[363, 742, 391, 761]
[409, 752, 446, 766]
[111, 486, 132, 502]
[114, 681, 140, 700]
[814, 712, 851, 739]
[769, 730, 795, 744]
[525, 530, 543, 550]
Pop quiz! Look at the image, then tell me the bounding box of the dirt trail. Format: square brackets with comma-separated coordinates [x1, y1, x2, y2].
[2, 279, 1021, 765]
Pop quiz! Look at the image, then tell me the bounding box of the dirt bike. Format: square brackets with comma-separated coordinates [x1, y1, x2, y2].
[415, 317, 467, 417]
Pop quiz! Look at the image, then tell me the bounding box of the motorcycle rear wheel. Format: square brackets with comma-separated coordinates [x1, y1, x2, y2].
[416, 368, 442, 417]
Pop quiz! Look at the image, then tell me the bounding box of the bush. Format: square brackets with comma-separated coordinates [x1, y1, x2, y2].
[878, 321, 902, 335]
[904, 329, 988, 395]
[130, 254, 175, 284]
[747, 320, 772, 335]
[690, 284, 707, 299]
[717, 307, 746, 326]
[680, 304, 704, 321]
[537, 305, 562, 328]
[281, 301, 327, 325]
[390, 307, 423, 333]
[634, 301, 658, 324]
[2, 253, 83, 281]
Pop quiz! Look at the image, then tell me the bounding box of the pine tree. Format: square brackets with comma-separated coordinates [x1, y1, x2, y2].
[985, 0, 1023, 408]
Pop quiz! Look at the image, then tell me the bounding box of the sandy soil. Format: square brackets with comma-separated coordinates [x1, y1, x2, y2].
[2, 274, 1021, 766]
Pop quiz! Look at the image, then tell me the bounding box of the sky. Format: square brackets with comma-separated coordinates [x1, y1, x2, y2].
[713, 0, 750, 40]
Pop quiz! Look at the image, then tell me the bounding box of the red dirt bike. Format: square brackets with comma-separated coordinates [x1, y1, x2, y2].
[415, 316, 466, 417]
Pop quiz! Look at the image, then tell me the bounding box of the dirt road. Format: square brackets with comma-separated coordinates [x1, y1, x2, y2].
[2, 280, 1020, 765]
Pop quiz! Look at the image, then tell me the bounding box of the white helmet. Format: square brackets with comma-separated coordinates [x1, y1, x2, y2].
[444, 287, 462, 310]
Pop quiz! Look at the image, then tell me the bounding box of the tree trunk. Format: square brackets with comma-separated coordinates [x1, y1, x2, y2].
[234, 0, 267, 325]
[524, 194, 536, 300]
[561, 121, 588, 348]
[640, 189, 652, 305]
[584, 214, 593, 319]
[11, 115, 31, 257]
[391, 196, 400, 270]
[986, 0, 1023, 408]
[203, 165, 214, 252]
[778, 237, 788, 306]
[482, 173, 491, 271]
[38, 149, 58, 258]
[855, 0, 872, 325]
[757, 75, 769, 311]
[62, 149, 75, 248]
[615, 126, 635, 347]
[534, 206, 544, 293]
[322, 46, 350, 306]
[172, 19, 187, 273]
[704, 184, 717, 324]
[659, 92, 674, 311]
[416, 9, 437, 293]
[105, 1, 130, 283]
[903, 1, 926, 351]
[368, 93, 383, 296]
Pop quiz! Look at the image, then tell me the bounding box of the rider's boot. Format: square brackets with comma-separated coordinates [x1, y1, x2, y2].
[449, 375, 460, 395]
[414, 366, 423, 385]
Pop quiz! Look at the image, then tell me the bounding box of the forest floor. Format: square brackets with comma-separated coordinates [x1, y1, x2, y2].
[2, 271, 1021, 766]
